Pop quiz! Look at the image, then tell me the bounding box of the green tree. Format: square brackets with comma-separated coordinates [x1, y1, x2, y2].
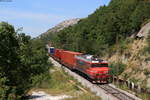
[47, 0, 150, 56]
[0, 22, 50, 100]
[0, 22, 21, 99]
[131, 1, 150, 31]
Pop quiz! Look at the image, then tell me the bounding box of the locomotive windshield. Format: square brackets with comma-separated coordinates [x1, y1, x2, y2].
[101, 63, 108, 67]
[92, 63, 108, 67]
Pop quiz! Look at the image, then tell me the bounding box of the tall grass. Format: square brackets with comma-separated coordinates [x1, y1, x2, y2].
[31, 66, 101, 100]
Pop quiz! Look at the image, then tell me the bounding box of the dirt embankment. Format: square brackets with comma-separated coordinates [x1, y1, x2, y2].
[107, 22, 150, 88]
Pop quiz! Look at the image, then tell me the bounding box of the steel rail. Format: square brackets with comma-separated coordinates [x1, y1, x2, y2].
[99, 84, 136, 100]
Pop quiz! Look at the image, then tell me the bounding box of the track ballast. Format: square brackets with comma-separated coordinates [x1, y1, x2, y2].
[50, 57, 141, 100]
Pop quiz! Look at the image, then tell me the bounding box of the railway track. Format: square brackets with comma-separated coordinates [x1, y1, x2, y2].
[99, 84, 136, 100]
[50, 57, 141, 100]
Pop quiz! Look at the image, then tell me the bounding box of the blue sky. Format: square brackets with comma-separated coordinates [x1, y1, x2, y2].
[0, 0, 111, 37]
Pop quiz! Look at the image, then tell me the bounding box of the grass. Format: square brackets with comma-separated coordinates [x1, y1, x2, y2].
[30, 66, 101, 100]
[138, 93, 150, 100]
[113, 81, 150, 100]
[144, 69, 150, 76]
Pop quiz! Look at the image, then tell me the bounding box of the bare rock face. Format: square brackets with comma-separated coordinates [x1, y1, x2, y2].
[38, 18, 80, 38]
[136, 22, 150, 38]
[44, 18, 80, 34]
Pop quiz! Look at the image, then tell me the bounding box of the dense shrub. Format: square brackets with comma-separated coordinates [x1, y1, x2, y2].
[146, 31, 150, 51]
[141, 31, 150, 55]
[109, 62, 126, 76]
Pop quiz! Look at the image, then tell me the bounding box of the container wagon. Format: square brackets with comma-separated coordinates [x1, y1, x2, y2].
[54, 49, 62, 61]
[61, 50, 82, 70]
[49, 47, 111, 83]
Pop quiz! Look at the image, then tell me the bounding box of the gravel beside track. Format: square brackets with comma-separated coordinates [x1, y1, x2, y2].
[99, 84, 140, 100]
[49, 57, 141, 100]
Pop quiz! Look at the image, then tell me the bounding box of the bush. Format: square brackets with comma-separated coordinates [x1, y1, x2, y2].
[146, 31, 150, 50]
[109, 62, 126, 76]
[141, 31, 150, 55]
[144, 69, 150, 76]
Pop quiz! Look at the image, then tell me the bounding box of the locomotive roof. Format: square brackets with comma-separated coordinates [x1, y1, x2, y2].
[76, 54, 107, 63]
[63, 50, 82, 54]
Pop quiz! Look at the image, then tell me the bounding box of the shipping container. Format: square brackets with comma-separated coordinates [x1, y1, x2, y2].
[50, 47, 55, 55]
[54, 49, 62, 60]
[61, 51, 82, 69]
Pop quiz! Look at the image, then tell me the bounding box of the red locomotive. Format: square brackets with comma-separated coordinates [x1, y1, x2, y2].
[49, 47, 111, 83]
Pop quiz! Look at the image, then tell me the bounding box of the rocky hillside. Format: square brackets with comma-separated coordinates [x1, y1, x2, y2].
[42, 18, 80, 35]
[107, 22, 150, 88]
[36, 18, 80, 45]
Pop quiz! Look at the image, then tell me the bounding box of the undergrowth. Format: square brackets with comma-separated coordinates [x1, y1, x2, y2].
[31, 66, 101, 100]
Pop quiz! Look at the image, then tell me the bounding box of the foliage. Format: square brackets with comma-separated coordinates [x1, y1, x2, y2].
[118, 38, 128, 54]
[144, 69, 150, 76]
[0, 75, 9, 100]
[34, 67, 101, 100]
[109, 62, 126, 76]
[141, 31, 150, 55]
[146, 31, 150, 51]
[0, 22, 50, 100]
[41, 0, 150, 56]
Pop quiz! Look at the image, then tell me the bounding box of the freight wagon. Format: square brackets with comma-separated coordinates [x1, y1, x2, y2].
[49, 47, 111, 83]
[54, 49, 62, 61]
[61, 51, 82, 69]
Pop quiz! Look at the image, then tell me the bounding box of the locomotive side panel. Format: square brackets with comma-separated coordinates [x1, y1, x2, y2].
[76, 59, 91, 75]
[75, 55, 112, 83]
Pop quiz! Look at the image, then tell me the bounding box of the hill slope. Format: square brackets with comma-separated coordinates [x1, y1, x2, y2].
[50, 0, 150, 54]
[37, 0, 150, 88]
[45, 18, 80, 34]
[39, 18, 80, 37]
[108, 22, 150, 88]
[37, 18, 80, 45]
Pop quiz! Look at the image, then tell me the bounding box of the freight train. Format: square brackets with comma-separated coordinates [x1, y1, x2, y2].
[48, 47, 112, 83]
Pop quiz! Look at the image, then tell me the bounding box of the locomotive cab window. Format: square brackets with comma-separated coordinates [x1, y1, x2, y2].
[101, 63, 108, 67]
[91, 64, 101, 67]
[91, 63, 108, 67]
[77, 59, 85, 65]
